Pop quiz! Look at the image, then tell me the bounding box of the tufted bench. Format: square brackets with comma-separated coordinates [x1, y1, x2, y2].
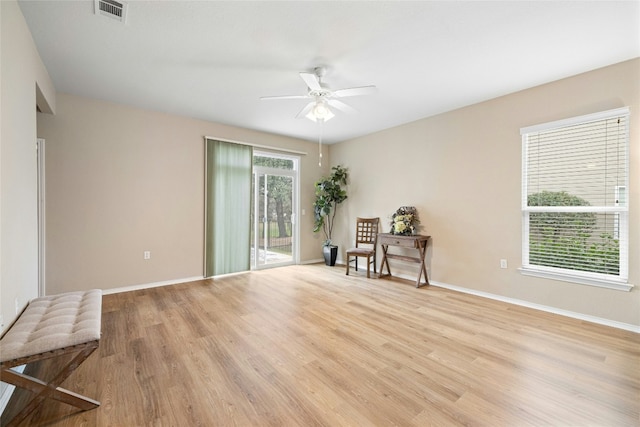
[0, 290, 102, 426]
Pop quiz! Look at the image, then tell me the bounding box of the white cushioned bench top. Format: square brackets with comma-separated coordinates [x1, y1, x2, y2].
[0, 290, 102, 363]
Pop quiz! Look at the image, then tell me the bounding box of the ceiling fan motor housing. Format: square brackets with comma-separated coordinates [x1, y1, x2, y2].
[309, 89, 332, 98]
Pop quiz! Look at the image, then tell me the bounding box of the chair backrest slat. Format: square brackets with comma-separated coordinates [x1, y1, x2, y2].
[355, 217, 379, 247]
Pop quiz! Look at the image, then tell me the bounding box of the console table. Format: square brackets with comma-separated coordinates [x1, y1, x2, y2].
[378, 233, 430, 287]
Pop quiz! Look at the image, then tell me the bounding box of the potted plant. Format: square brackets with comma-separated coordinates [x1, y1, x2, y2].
[313, 165, 348, 266]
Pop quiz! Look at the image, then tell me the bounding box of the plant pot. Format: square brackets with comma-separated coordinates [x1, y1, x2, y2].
[323, 245, 338, 266]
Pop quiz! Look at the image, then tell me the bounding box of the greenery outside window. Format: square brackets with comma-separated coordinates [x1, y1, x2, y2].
[520, 107, 631, 291]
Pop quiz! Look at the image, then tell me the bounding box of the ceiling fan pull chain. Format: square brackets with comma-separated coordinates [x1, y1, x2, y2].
[318, 119, 324, 167]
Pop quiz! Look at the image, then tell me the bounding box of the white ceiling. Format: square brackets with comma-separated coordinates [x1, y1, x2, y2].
[19, 1, 640, 144]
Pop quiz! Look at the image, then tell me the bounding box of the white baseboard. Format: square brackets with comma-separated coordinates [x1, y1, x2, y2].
[102, 276, 205, 295]
[389, 272, 639, 333]
[301, 258, 346, 266]
[0, 365, 25, 416]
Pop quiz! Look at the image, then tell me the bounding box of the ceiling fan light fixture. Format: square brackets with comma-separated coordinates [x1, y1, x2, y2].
[306, 100, 334, 122]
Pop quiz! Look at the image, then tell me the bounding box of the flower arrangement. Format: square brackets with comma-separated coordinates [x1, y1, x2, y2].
[390, 206, 419, 235]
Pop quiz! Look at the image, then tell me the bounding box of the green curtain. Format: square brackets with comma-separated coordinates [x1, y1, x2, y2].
[205, 139, 253, 277]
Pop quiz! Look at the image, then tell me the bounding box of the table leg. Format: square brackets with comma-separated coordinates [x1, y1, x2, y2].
[379, 244, 391, 278]
[416, 242, 429, 288]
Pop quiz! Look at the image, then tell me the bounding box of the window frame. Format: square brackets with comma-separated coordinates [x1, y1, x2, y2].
[520, 107, 632, 291]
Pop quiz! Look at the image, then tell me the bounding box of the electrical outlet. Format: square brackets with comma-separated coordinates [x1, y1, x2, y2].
[144, 251, 151, 260]
[15, 298, 20, 314]
[500, 259, 508, 269]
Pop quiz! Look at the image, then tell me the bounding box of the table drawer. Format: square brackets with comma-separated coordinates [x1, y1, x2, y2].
[379, 235, 417, 248]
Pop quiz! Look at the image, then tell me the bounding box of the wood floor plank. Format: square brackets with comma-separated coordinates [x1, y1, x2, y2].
[4, 264, 638, 426]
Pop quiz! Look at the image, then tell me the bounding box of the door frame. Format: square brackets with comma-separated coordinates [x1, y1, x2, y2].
[37, 138, 46, 297]
[251, 151, 300, 269]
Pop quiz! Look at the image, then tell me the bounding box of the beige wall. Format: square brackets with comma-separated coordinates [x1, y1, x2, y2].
[1, 0, 56, 331]
[330, 58, 640, 327]
[37, 93, 327, 294]
[4, 0, 637, 329]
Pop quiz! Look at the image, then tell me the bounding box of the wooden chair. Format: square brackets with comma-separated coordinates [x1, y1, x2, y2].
[345, 217, 379, 278]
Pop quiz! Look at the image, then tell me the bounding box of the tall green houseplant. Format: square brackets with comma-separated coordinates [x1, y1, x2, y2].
[313, 165, 348, 247]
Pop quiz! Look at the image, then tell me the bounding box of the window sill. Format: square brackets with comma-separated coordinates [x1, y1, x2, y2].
[519, 267, 633, 292]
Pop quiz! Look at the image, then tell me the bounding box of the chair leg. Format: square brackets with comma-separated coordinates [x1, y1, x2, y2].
[345, 255, 350, 275]
[366, 255, 371, 278]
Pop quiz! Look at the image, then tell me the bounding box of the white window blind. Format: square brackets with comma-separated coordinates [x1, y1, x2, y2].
[521, 107, 629, 289]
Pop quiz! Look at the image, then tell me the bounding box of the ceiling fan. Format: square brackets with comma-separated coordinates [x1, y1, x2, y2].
[261, 66, 377, 122]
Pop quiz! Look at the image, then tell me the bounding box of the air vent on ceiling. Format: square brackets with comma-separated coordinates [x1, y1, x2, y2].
[94, 0, 127, 23]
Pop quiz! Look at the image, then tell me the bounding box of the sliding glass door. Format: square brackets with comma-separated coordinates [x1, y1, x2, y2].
[251, 152, 299, 269]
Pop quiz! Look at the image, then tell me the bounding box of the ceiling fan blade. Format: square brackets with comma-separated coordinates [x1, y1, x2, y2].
[295, 102, 315, 119]
[333, 85, 377, 97]
[299, 72, 322, 91]
[327, 99, 357, 114]
[260, 95, 310, 100]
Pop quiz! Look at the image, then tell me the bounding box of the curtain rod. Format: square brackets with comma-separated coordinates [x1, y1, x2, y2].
[204, 136, 307, 156]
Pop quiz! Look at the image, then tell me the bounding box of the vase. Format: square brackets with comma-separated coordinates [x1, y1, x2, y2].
[323, 245, 338, 266]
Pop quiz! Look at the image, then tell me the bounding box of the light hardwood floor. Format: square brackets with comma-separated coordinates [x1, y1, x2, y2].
[3, 264, 639, 426]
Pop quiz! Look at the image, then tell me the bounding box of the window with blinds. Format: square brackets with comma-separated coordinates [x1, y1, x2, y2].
[520, 107, 629, 290]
